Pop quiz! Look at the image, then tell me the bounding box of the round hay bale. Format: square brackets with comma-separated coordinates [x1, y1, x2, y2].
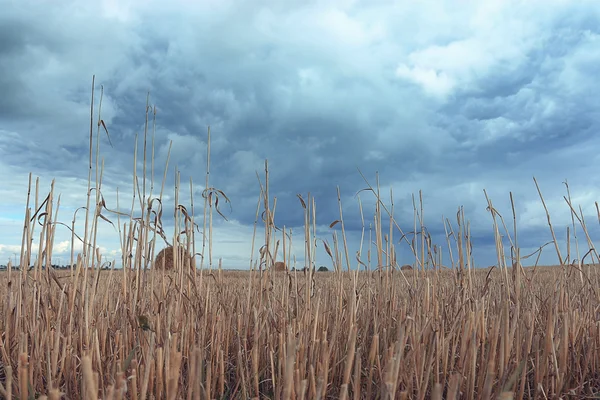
[154, 245, 194, 271]
[273, 261, 287, 272]
[400, 264, 413, 271]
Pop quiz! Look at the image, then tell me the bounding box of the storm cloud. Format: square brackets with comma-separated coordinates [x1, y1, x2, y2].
[1, 0, 600, 269]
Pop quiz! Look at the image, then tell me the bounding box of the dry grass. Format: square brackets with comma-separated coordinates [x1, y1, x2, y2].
[1, 78, 600, 399]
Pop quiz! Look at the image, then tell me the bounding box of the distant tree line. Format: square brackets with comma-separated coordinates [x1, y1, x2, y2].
[0, 264, 112, 271]
[0, 264, 330, 272]
[290, 266, 330, 272]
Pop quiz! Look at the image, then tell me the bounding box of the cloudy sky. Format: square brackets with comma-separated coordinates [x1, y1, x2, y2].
[1, 0, 600, 270]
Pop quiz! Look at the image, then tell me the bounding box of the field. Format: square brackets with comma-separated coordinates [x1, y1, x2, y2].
[1, 80, 600, 399]
[2, 266, 600, 399]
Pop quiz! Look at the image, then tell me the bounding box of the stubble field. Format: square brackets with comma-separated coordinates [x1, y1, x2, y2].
[2, 265, 600, 399]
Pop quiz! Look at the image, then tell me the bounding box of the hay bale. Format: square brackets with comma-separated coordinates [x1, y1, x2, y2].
[154, 246, 194, 271]
[400, 264, 413, 271]
[273, 261, 287, 272]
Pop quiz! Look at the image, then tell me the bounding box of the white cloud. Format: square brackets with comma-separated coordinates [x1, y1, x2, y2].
[396, 64, 455, 98]
[0, 244, 21, 254]
[392, 0, 571, 100]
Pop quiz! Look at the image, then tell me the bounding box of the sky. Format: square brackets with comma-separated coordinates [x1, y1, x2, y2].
[1, 0, 600, 270]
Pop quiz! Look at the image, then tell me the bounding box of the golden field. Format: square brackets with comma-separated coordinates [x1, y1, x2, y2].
[1, 266, 600, 399]
[1, 80, 599, 399]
